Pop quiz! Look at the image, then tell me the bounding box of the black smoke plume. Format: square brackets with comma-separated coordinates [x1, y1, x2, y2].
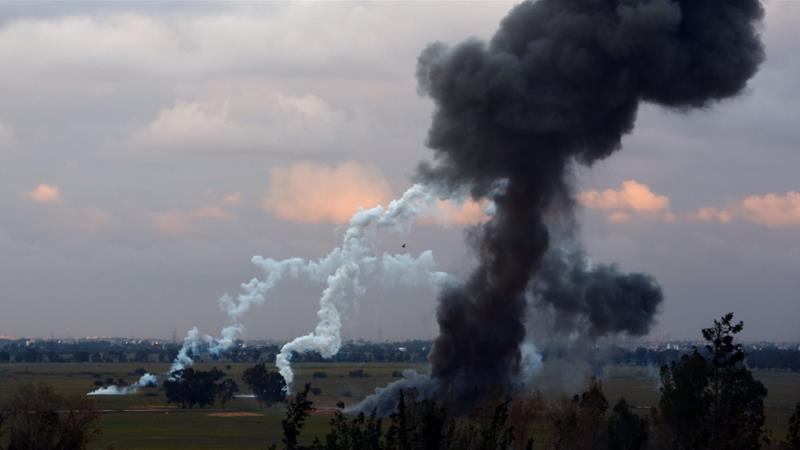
[356, 0, 764, 413]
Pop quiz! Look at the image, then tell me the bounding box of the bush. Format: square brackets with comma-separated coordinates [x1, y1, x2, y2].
[312, 371, 328, 378]
[348, 369, 369, 378]
[311, 387, 322, 396]
[0, 384, 100, 450]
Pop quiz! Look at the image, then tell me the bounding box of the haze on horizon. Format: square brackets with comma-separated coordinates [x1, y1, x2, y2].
[0, 1, 798, 343]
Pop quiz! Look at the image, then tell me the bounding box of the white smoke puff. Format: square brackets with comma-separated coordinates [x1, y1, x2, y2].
[519, 341, 544, 383]
[87, 372, 158, 396]
[169, 326, 201, 375]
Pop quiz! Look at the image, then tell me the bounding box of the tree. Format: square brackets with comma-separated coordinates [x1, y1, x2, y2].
[163, 367, 225, 409]
[784, 403, 800, 450]
[576, 378, 608, 450]
[607, 399, 648, 450]
[217, 379, 239, 409]
[0, 383, 100, 450]
[659, 351, 709, 450]
[659, 313, 767, 450]
[242, 363, 286, 406]
[703, 313, 767, 450]
[281, 384, 314, 450]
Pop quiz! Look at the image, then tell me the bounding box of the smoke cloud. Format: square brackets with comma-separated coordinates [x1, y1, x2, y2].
[87, 373, 158, 396]
[355, 0, 764, 412]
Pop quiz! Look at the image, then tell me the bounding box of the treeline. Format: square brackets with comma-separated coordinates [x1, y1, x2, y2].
[2, 338, 799, 371]
[0, 340, 431, 365]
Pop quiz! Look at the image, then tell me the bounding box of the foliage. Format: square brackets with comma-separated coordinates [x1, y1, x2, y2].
[163, 367, 225, 409]
[607, 399, 648, 450]
[217, 378, 239, 408]
[282, 384, 314, 450]
[659, 313, 768, 450]
[0, 383, 100, 450]
[242, 363, 287, 407]
[784, 403, 800, 450]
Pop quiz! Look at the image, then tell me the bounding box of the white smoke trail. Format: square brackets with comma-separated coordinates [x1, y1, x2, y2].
[89, 184, 468, 396]
[272, 184, 451, 391]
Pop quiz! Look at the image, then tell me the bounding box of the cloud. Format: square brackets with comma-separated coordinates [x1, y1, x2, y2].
[24, 183, 61, 204]
[64, 206, 116, 232]
[153, 204, 233, 236]
[739, 191, 800, 227]
[223, 192, 243, 207]
[133, 90, 348, 153]
[420, 198, 491, 227]
[578, 180, 673, 222]
[690, 207, 733, 224]
[579, 180, 670, 212]
[262, 162, 393, 224]
[691, 191, 800, 228]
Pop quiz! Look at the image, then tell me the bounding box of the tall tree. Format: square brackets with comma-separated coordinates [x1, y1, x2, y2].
[703, 313, 767, 450]
[242, 363, 286, 407]
[659, 313, 767, 450]
[281, 384, 314, 450]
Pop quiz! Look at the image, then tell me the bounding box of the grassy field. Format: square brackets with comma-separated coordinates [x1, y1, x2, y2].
[0, 362, 797, 449]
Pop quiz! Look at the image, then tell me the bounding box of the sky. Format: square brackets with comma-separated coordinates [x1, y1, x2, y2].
[0, 1, 798, 342]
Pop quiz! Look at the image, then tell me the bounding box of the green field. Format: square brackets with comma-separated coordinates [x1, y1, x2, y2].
[1, 363, 797, 449]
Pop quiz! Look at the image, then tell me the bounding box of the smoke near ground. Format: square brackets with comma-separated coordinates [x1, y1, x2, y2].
[87, 373, 157, 396]
[354, 0, 764, 413]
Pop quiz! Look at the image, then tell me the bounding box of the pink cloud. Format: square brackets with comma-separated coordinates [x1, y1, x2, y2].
[153, 204, 233, 236]
[419, 198, 490, 227]
[261, 162, 393, 224]
[578, 180, 672, 223]
[739, 191, 800, 227]
[24, 183, 61, 204]
[579, 180, 670, 212]
[690, 207, 733, 224]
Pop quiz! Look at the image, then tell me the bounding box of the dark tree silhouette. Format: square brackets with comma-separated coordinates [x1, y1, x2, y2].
[242, 363, 286, 406]
[282, 384, 314, 450]
[659, 351, 710, 450]
[784, 403, 800, 450]
[607, 398, 648, 450]
[217, 378, 239, 409]
[163, 367, 225, 409]
[660, 313, 767, 450]
[704, 313, 767, 450]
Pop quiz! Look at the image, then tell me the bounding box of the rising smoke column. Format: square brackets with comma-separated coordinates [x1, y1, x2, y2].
[356, 0, 764, 411]
[275, 184, 451, 391]
[175, 184, 452, 393]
